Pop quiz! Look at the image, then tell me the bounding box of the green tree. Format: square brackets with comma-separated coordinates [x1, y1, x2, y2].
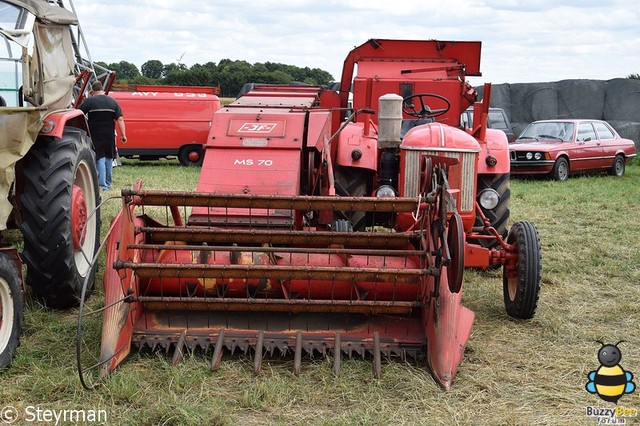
[141, 60, 164, 79]
[628, 73, 640, 80]
[107, 61, 140, 81]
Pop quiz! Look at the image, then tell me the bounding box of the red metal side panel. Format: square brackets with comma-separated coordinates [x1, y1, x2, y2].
[197, 148, 302, 195]
[110, 91, 220, 153]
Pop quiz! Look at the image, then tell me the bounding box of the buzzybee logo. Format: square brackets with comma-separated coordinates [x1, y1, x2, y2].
[586, 341, 636, 404]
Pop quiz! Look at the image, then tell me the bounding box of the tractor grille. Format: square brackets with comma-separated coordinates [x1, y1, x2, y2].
[403, 149, 476, 212]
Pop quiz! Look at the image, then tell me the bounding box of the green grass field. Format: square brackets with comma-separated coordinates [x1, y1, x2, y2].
[2, 159, 639, 425]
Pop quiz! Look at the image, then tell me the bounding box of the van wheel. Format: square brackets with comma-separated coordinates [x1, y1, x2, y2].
[178, 145, 204, 166]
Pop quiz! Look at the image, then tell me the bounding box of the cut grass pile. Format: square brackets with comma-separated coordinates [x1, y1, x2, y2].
[1, 159, 639, 425]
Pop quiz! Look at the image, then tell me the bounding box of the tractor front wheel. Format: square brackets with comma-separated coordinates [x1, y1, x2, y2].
[19, 129, 100, 308]
[0, 253, 23, 368]
[503, 221, 541, 319]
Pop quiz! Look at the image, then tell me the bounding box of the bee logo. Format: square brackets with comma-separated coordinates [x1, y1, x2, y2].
[586, 341, 636, 404]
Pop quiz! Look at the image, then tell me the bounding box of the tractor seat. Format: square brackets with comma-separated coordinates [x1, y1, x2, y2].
[400, 118, 433, 139]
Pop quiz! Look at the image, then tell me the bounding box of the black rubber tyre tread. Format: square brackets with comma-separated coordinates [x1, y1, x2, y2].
[472, 173, 510, 249]
[551, 157, 569, 181]
[334, 166, 371, 231]
[503, 221, 542, 319]
[178, 145, 204, 167]
[19, 129, 100, 308]
[609, 154, 625, 177]
[0, 253, 23, 369]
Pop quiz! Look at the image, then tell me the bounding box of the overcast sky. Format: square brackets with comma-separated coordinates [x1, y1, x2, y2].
[71, 0, 639, 85]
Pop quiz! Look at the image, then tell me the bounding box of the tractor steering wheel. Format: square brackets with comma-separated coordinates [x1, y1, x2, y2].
[402, 93, 451, 119]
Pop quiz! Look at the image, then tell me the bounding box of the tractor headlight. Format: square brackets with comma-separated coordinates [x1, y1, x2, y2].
[376, 185, 396, 198]
[534, 152, 542, 160]
[526, 152, 533, 160]
[478, 188, 500, 210]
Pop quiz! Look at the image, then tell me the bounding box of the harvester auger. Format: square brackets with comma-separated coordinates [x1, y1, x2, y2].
[79, 39, 542, 390]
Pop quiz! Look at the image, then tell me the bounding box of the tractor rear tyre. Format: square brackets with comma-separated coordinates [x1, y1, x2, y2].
[472, 173, 510, 249]
[503, 221, 541, 319]
[19, 129, 100, 309]
[0, 253, 23, 368]
[334, 166, 371, 231]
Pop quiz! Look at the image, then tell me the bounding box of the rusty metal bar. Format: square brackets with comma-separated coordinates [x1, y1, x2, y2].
[254, 331, 264, 375]
[117, 261, 428, 283]
[294, 331, 303, 375]
[171, 330, 186, 366]
[333, 332, 341, 376]
[138, 297, 420, 315]
[123, 189, 423, 212]
[137, 226, 419, 248]
[126, 243, 423, 258]
[211, 329, 225, 371]
[373, 331, 382, 379]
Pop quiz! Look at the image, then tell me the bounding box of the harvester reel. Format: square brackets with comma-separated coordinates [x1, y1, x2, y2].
[427, 166, 464, 294]
[403, 93, 451, 119]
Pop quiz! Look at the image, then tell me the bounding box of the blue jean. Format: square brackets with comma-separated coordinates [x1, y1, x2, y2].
[96, 156, 113, 190]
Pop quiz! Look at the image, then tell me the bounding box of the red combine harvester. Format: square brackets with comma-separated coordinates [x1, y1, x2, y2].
[85, 39, 542, 390]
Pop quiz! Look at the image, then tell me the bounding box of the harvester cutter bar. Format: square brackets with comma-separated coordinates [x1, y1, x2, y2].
[137, 226, 420, 248]
[122, 189, 423, 213]
[131, 310, 426, 372]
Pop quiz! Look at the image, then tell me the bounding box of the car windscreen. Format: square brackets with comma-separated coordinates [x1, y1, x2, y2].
[518, 122, 574, 141]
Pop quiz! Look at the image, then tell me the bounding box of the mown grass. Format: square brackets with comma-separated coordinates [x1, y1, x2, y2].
[2, 159, 639, 425]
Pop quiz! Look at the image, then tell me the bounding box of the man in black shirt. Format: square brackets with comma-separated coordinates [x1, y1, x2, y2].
[79, 81, 127, 191]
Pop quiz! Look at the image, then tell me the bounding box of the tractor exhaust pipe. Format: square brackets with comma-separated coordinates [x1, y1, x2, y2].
[377, 93, 403, 149]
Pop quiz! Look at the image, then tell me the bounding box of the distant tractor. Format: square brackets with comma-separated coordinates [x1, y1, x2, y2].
[0, 0, 112, 367]
[87, 39, 542, 390]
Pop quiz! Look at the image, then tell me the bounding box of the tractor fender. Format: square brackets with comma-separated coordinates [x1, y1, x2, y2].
[39, 108, 89, 139]
[476, 128, 510, 175]
[335, 123, 377, 171]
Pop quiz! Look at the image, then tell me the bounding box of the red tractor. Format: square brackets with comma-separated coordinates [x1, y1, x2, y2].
[89, 39, 541, 389]
[0, 0, 112, 367]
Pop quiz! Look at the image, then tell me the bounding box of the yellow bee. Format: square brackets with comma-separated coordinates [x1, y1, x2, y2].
[586, 341, 636, 404]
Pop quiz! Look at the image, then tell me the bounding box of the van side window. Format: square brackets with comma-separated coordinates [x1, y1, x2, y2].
[488, 111, 508, 130]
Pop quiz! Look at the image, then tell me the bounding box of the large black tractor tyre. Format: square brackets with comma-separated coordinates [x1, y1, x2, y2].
[19, 129, 100, 309]
[503, 221, 542, 319]
[0, 253, 23, 368]
[472, 173, 510, 249]
[334, 166, 372, 231]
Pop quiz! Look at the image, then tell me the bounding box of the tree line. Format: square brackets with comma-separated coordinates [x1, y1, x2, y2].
[96, 59, 335, 98]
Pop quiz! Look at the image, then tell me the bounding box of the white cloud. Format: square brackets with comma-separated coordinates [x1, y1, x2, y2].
[71, 0, 640, 84]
